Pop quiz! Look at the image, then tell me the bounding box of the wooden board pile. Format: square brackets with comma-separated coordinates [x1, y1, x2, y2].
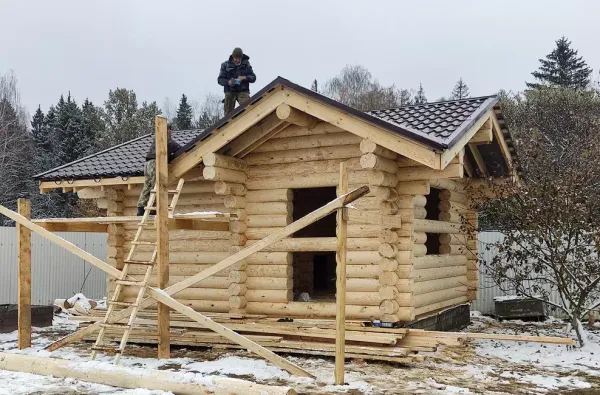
[72, 311, 575, 364]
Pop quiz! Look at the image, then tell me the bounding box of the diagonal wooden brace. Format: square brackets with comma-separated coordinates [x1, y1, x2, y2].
[0, 205, 123, 279]
[45, 186, 370, 376]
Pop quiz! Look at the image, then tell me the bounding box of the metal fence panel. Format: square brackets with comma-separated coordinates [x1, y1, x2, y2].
[472, 231, 567, 318]
[0, 227, 107, 305]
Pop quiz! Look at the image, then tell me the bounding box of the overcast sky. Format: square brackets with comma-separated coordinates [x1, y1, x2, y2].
[2, 0, 599, 115]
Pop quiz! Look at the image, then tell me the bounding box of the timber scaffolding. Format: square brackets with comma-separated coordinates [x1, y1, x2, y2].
[6, 97, 574, 390]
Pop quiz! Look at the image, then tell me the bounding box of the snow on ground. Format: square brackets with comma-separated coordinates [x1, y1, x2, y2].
[0, 311, 599, 394]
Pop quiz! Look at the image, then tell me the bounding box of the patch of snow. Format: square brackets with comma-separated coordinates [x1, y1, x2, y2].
[500, 371, 591, 389]
[183, 356, 290, 381]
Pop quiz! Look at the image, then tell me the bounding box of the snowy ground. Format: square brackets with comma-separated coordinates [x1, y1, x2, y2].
[0, 312, 599, 394]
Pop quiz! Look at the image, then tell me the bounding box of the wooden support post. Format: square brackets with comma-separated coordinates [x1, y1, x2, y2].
[155, 115, 170, 358]
[335, 163, 348, 385]
[17, 199, 31, 350]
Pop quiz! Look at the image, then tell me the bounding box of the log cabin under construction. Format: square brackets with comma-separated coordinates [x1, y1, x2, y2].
[32, 77, 516, 327]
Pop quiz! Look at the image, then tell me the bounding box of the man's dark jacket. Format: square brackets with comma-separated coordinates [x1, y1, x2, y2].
[217, 54, 256, 93]
[145, 138, 181, 163]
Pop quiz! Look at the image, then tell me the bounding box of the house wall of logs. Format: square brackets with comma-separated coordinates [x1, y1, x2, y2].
[92, 120, 479, 324]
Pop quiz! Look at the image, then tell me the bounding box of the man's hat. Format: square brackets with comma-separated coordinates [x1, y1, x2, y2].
[232, 47, 243, 57]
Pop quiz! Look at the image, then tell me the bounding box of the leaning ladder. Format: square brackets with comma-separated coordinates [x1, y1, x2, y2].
[91, 178, 185, 364]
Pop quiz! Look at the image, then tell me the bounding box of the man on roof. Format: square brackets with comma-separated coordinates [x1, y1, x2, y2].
[218, 47, 256, 115]
[136, 124, 182, 216]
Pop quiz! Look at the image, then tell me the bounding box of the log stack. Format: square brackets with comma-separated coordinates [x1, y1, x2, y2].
[105, 188, 125, 301]
[204, 153, 250, 313]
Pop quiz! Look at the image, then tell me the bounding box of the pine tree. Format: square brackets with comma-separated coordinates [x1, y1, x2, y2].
[527, 37, 592, 90]
[31, 106, 48, 149]
[414, 83, 427, 104]
[451, 78, 470, 99]
[175, 94, 193, 129]
[81, 99, 105, 156]
[311, 79, 318, 93]
[55, 93, 85, 164]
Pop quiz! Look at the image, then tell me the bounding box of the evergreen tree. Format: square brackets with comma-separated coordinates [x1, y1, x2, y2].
[414, 83, 427, 104]
[81, 99, 105, 156]
[99, 88, 140, 149]
[527, 37, 592, 90]
[55, 93, 85, 164]
[311, 79, 318, 93]
[137, 101, 162, 135]
[31, 106, 47, 149]
[451, 78, 470, 99]
[175, 94, 193, 129]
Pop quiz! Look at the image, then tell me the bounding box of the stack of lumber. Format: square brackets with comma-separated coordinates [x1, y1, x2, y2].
[72, 311, 576, 363]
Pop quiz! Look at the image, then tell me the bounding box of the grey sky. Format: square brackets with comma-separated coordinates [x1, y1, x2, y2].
[2, 0, 599, 114]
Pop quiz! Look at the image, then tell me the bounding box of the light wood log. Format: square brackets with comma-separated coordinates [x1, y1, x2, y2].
[254, 131, 360, 153]
[346, 264, 379, 278]
[245, 290, 293, 303]
[379, 202, 399, 215]
[224, 195, 247, 209]
[246, 171, 371, 190]
[246, 215, 292, 228]
[245, 277, 293, 290]
[347, 278, 380, 292]
[77, 187, 105, 199]
[414, 286, 468, 308]
[229, 233, 247, 246]
[439, 189, 469, 205]
[413, 244, 427, 257]
[275, 103, 319, 129]
[413, 276, 468, 295]
[17, 199, 31, 350]
[439, 233, 468, 245]
[214, 181, 247, 196]
[439, 200, 468, 212]
[246, 265, 293, 278]
[414, 296, 469, 317]
[274, 122, 344, 138]
[123, 287, 229, 301]
[360, 153, 398, 173]
[246, 189, 293, 203]
[467, 259, 479, 271]
[413, 219, 461, 233]
[379, 299, 402, 315]
[246, 202, 293, 215]
[379, 271, 399, 286]
[381, 310, 415, 322]
[397, 156, 423, 167]
[246, 237, 380, 252]
[369, 171, 398, 187]
[378, 258, 399, 272]
[229, 221, 247, 234]
[345, 292, 380, 306]
[397, 165, 463, 182]
[125, 239, 233, 253]
[439, 244, 468, 255]
[228, 270, 248, 283]
[414, 266, 467, 282]
[245, 302, 380, 320]
[247, 158, 362, 178]
[0, 352, 296, 395]
[344, 185, 397, 201]
[396, 181, 430, 195]
[413, 254, 467, 270]
[359, 140, 397, 160]
[228, 283, 248, 296]
[246, 252, 292, 265]
[203, 167, 247, 183]
[396, 195, 426, 209]
[246, 227, 282, 240]
[203, 152, 249, 171]
[346, 251, 380, 265]
[345, 224, 382, 238]
[438, 211, 462, 223]
[124, 193, 224, 207]
[429, 179, 466, 193]
[244, 145, 362, 166]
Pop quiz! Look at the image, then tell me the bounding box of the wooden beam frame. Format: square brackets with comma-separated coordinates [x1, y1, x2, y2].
[469, 119, 493, 144]
[490, 113, 515, 174]
[282, 90, 440, 169]
[155, 115, 170, 358]
[45, 186, 370, 377]
[335, 163, 348, 385]
[276, 103, 318, 128]
[219, 112, 284, 157]
[468, 143, 488, 177]
[440, 110, 493, 169]
[170, 91, 287, 180]
[40, 176, 145, 193]
[0, 205, 123, 279]
[17, 199, 31, 350]
[237, 122, 290, 158]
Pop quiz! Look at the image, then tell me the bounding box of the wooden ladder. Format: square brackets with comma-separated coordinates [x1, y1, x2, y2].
[91, 178, 185, 364]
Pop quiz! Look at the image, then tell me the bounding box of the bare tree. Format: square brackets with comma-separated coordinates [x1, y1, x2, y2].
[324, 65, 402, 111]
[470, 87, 600, 346]
[195, 93, 224, 129]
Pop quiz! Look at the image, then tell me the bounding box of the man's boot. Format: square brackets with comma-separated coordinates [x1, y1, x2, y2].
[136, 206, 145, 216]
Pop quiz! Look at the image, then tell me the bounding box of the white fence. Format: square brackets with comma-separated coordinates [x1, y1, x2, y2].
[472, 231, 568, 317]
[0, 227, 107, 305]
